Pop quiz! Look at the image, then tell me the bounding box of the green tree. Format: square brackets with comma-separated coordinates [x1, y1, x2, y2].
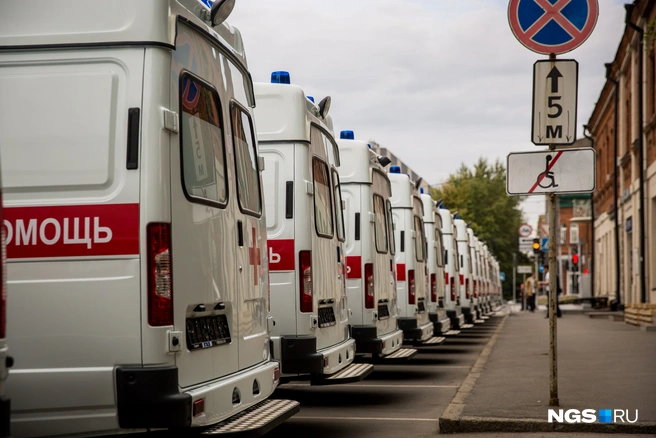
[430, 157, 526, 298]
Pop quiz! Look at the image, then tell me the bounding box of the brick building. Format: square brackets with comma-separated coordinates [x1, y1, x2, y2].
[588, 0, 656, 305]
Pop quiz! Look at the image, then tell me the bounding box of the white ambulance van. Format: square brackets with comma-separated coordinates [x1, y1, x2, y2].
[255, 74, 373, 384]
[467, 231, 488, 321]
[454, 218, 476, 325]
[420, 193, 454, 337]
[481, 243, 492, 307]
[494, 259, 503, 306]
[0, 165, 9, 438]
[438, 207, 469, 330]
[471, 234, 488, 316]
[338, 132, 416, 361]
[0, 1, 299, 436]
[388, 167, 443, 345]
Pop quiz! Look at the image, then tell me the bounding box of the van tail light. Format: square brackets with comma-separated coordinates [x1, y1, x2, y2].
[474, 280, 478, 298]
[430, 273, 437, 302]
[459, 274, 464, 286]
[147, 223, 173, 326]
[0, 191, 6, 339]
[465, 278, 470, 299]
[408, 270, 416, 305]
[299, 250, 313, 313]
[450, 278, 456, 302]
[364, 263, 374, 309]
[267, 271, 271, 312]
[444, 272, 449, 287]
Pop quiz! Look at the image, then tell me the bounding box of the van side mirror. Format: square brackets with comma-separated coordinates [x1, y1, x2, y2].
[318, 96, 331, 119]
[210, 0, 236, 27]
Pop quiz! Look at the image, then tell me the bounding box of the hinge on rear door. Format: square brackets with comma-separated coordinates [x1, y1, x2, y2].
[305, 181, 314, 195]
[369, 212, 376, 223]
[258, 156, 265, 171]
[163, 109, 179, 133]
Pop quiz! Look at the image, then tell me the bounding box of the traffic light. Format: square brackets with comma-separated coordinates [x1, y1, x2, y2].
[571, 253, 579, 272]
[532, 238, 540, 255]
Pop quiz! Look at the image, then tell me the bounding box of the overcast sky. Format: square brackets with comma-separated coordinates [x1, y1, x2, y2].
[230, 0, 627, 229]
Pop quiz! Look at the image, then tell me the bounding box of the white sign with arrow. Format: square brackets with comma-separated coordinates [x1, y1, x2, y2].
[506, 148, 595, 196]
[532, 59, 578, 146]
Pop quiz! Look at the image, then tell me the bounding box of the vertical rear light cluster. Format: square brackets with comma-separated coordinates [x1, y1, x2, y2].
[450, 277, 456, 302]
[408, 270, 416, 305]
[474, 280, 478, 298]
[459, 274, 464, 286]
[430, 273, 437, 302]
[465, 278, 470, 299]
[148, 223, 173, 326]
[364, 263, 374, 309]
[299, 250, 313, 312]
[0, 191, 5, 339]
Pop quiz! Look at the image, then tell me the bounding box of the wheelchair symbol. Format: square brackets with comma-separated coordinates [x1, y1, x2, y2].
[537, 154, 558, 189]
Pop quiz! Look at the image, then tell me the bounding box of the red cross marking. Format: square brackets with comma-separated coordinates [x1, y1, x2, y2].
[525, 0, 581, 40]
[248, 227, 261, 285]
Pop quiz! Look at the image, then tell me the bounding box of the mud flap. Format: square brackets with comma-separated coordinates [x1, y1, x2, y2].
[200, 399, 300, 437]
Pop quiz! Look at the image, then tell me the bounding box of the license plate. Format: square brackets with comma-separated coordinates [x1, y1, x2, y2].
[418, 300, 426, 313]
[318, 306, 336, 328]
[186, 314, 231, 351]
[377, 303, 390, 320]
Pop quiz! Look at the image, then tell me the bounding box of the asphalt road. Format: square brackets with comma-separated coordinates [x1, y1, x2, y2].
[263, 318, 502, 438]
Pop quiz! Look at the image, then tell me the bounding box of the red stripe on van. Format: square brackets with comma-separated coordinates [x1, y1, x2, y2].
[346, 256, 361, 279]
[4, 204, 139, 259]
[268, 239, 295, 271]
[396, 263, 406, 282]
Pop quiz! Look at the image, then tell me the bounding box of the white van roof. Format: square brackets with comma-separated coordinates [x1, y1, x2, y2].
[438, 207, 454, 233]
[337, 137, 381, 184]
[0, 0, 248, 67]
[420, 193, 437, 224]
[388, 171, 416, 208]
[254, 81, 334, 143]
[454, 218, 469, 243]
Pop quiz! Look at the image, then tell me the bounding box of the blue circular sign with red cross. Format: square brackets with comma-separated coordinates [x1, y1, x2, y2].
[508, 0, 599, 55]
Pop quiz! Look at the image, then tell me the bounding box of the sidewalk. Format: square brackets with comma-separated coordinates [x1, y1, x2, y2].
[439, 307, 656, 434]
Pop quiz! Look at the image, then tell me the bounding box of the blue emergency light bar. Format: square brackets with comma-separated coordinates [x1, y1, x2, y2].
[271, 71, 291, 84]
[390, 165, 401, 174]
[340, 130, 354, 140]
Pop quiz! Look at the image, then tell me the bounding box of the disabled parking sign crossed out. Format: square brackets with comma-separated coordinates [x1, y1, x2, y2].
[508, 0, 599, 55]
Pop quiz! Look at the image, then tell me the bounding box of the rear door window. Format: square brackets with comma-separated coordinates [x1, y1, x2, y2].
[332, 170, 346, 242]
[387, 200, 396, 255]
[313, 158, 334, 238]
[230, 104, 262, 216]
[435, 228, 444, 267]
[414, 216, 426, 262]
[373, 195, 388, 254]
[179, 74, 227, 206]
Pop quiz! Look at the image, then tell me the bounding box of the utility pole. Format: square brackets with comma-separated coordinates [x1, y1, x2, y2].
[512, 253, 517, 308]
[547, 54, 559, 407]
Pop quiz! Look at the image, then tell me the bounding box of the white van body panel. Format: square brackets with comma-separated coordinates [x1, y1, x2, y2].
[0, 2, 282, 435]
[454, 219, 473, 311]
[339, 139, 402, 356]
[389, 173, 432, 342]
[438, 207, 465, 328]
[421, 194, 450, 333]
[255, 82, 355, 377]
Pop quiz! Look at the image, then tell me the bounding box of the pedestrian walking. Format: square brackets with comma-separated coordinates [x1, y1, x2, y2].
[542, 266, 561, 318]
[524, 273, 536, 312]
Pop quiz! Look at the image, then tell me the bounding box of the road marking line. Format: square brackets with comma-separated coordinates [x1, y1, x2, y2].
[282, 384, 459, 389]
[296, 416, 436, 422]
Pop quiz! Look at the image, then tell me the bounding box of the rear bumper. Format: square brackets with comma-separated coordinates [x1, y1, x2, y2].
[429, 312, 452, 335]
[278, 336, 355, 377]
[447, 310, 465, 329]
[398, 317, 433, 341]
[116, 360, 280, 429]
[351, 326, 403, 356]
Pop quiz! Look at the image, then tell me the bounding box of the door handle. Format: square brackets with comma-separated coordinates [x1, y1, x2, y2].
[237, 220, 244, 247]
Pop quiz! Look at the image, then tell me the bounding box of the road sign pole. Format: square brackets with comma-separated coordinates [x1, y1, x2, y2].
[548, 54, 559, 408]
[512, 253, 517, 306]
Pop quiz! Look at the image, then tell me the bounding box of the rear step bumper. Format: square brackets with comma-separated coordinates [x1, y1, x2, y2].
[310, 362, 374, 386]
[200, 399, 299, 437]
[277, 336, 356, 377]
[351, 326, 404, 356]
[398, 318, 433, 342]
[416, 336, 445, 346]
[429, 312, 452, 335]
[446, 311, 465, 330]
[116, 361, 281, 429]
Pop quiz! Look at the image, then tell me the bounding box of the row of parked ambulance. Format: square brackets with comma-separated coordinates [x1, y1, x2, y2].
[0, 1, 504, 437]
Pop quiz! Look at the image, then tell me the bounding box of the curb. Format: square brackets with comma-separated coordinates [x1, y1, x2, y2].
[438, 310, 656, 434]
